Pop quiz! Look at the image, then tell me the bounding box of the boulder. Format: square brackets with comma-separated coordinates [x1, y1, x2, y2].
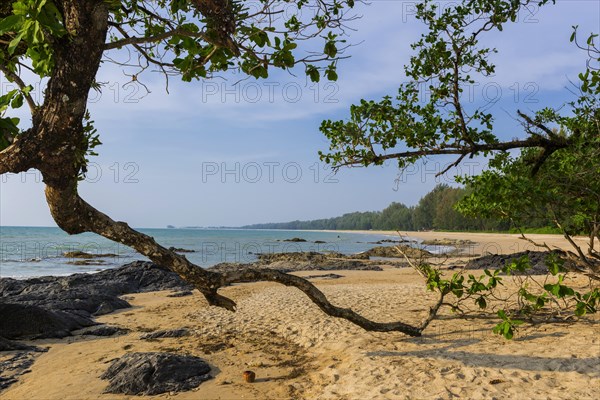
[0, 262, 192, 339]
[362, 245, 432, 259]
[101, 352, 211, 395]
[463, 250, 557, 275]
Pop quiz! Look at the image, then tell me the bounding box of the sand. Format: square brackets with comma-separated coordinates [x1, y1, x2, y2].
[2, 232, 599, 399]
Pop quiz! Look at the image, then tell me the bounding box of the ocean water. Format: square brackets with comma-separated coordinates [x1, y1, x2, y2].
[0, 226, 437, 279]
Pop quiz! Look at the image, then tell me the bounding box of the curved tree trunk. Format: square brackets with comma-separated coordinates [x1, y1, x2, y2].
[1, 0, 435, 337]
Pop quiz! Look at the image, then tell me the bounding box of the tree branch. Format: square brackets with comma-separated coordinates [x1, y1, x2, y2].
[105, 26, 205, 50]
[334, 135, 562, 170]
[0, 130, 38, 175]
[43, 180, 426, 336]
[0, 66, 37, 113]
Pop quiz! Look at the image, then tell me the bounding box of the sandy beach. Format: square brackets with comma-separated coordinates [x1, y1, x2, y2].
[2, 232, 599, 399]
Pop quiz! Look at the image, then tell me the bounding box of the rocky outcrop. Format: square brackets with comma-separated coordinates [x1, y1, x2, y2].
[63, 251, 118, 259]
[421, 238, 476, 246]
[140, 329, 190, 340]
[210, 251, 384, 273]
[168, 247, 196, 253]
[362, 245, 433, 259]
[463, 251, 557, 275]
[281, 237, 307, 242]
[101, 352, 211, 395]
[0, 261, 191, 339]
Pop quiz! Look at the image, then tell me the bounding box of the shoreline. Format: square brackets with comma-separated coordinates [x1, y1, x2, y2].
[2, 232, 598, 399]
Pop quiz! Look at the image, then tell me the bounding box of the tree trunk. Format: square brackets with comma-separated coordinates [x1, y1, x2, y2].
[1, 0, 433, 337]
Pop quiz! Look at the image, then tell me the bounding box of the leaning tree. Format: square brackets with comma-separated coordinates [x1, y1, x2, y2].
[319, 0, 600, 335]
[320, 0, 599, 274]
[0, 0, 443, 336]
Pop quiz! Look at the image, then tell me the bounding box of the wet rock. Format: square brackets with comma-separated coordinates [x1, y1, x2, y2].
[63, 251, 118, 259]
[282, 238, 307, 242]
[101, 352, 211, 395]
[168, 247, 196, 253]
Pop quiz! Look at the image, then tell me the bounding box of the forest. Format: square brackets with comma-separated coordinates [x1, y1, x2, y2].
[242, 184, 554, 232]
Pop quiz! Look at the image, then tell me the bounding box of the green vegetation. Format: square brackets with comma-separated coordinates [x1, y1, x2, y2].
[243, 183, 561, 232]
[316, 0, 600, 337]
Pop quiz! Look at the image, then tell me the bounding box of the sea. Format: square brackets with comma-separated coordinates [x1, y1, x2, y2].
[0, 226, 446, 279]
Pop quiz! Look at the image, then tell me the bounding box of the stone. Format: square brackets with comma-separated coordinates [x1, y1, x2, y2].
[101, 352, 211, 395]
[140, 329, 190, 340]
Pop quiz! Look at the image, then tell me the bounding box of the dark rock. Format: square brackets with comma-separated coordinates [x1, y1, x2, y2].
[421, 238, 476, 246]
[0, 337, 46, 352]
[66, 260, 106, 266]
[0, 376, 17, 391]
[101, 352, 211, 395]
[313, 240, 326, 244]
[282, 238, 307, 242]
[0, 303, 88, 339]
[76, 325, 129, 337]
[209, 251, 384, 273]
[168, 247, 196, 253]
[0, 261, 192, 339]
[167, 291, 194, 298]
[362, 245, 432, 259]
[140, 329, 190, 340]
[304, 273, 344, 280]
[63, 251, 118, 259]
[464, 251, 556, 275]
[0, 351, 41, 391]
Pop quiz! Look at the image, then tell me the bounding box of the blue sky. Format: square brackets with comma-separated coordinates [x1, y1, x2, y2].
[1, 0, 599, 228]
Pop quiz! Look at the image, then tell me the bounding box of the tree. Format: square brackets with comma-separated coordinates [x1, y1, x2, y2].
[320, 0, 599, 275]
[0, 0, 444, 337]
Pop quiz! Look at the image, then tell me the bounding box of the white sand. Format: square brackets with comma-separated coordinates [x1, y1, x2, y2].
[2, 233, 599, 399]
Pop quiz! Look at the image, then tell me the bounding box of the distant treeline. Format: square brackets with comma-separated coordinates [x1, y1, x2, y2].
[242, 184, 553, 232]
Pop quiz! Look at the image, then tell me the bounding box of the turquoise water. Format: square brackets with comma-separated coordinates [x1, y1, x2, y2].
[0, 226, 420, 278]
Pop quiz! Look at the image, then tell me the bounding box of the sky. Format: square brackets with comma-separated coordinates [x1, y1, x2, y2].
[1, 0, 599, 228]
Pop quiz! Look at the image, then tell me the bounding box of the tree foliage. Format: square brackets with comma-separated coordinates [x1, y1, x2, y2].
[319, 0, 599, 274]
[0, 0, 444, 337]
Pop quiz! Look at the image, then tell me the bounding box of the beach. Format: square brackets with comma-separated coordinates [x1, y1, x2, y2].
[1, 231, 599, 399]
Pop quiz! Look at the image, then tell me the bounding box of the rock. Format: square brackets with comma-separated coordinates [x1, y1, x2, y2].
[168, 247, 196, 253]
[0, 350, 44, 391]
[101, 352, 211, 395]
[463, 251, 557, 275]
[421, 238, 476, 246]
[0, 337, 46, 352]
[362, 245, 432, 259]
[304, 273, 344, 280]
[140, 329, 190, 340]
[0, 261, 192, 339]
[282, 238, 307, 242]
[76, 325, 129, 337]
[63, 251, 118, 259]
[0, 303, 88, 339]
[314, 240, 326, 244]
[206, 250, 417, 273]
[167, 291, 194, 298]
[66, 260, 106, 266]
